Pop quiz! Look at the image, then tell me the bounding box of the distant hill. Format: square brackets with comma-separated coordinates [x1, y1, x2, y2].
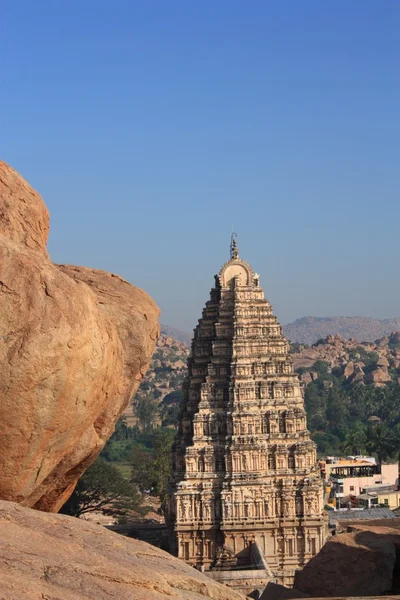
[160, 316, 400, 348]
[160, 324, 192, 346]
[284, 316, 400, 345]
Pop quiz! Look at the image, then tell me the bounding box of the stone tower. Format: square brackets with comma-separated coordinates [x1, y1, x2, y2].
[167, 238, 327, 586]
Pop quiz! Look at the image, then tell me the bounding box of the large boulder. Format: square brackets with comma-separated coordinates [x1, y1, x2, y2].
[294, 525, 400, 597]
[0, 162, 159, 511]
[0, 500, 245, 600]
[365, 365, 391, 386]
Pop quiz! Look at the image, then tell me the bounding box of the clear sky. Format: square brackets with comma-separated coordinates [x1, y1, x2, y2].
[2, 1, 399, 332]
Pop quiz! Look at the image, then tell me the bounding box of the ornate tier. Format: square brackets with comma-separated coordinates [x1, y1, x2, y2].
[167, 240, 327, 586]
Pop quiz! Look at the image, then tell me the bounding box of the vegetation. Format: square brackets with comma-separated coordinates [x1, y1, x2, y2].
[133, 396, 160, 433]
[61, 390, 182, 522]
[63, 332, 400, 524]
[302, 360, 400, 461]
[60, 458, 148, 522]
[130, 428, 176, 511]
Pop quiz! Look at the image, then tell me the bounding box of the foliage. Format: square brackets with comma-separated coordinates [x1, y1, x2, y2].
[130, 443, 154, 492]
[160, 403, 181, 427]
[133, 396, 159, 433]
[311, 360, 331, 378]
[342, 423, 368, 455]
[302, 358, 400, 461]
[152, 428, 175, 508]
[60, 458, 148, 522]
[130, 427, 175, 512]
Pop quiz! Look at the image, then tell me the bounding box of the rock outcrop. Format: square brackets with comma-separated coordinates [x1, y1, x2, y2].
[0, 162, 159, 511]
[0, 500, 245, 600]
[291, 334, 400, 387]
[365, 365, 392, 386]
[294, 524, 400, 597]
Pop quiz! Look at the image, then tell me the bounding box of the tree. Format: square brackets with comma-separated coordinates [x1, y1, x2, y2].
[130, 427, 175, 512]
[326, 388, 349, 435]
[152, 427, 175, 510]
[304, 383, 328, 432]
[130, 443, 155, 492]
[367, 423, 393, 465]
[160, 403, 181, 427]
[133, 396, 159, 433]
[60, 458, 147, 521]
[112, 416, 130, 440]
[312, 360, 331, 378]
[389, 424, 400, 466]
[342, 424, 368, 455]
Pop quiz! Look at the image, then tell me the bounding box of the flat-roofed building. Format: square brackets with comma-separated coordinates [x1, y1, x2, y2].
[358, 488, 400, 509]
[320, 457, 398, 505]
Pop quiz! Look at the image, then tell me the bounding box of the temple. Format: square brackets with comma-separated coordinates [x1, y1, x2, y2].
[167, 238, 327, 591]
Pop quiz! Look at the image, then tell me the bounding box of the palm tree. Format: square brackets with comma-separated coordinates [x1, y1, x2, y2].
[389, 424, 400, 469]
[343, 424, 367, 455]
[367, 423, 393, 465]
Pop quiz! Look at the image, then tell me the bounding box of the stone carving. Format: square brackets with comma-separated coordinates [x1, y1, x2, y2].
[167, 243, 327, 585]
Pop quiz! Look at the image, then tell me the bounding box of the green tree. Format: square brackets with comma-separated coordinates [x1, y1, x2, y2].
[60, 458, 148, 522]
[304, 383, 328, 432]
[160, 403, 181, 427]
[130, 427, 175, 512]
[130, 443, 154, 492]
[326, 388, 349, 434]
[133, 396, 159, 433]
[342, 423, 368, 455]
[389, 424, 400, 466]
[152, 428, 175, 510]
[312, 360, 331, 378]
[367, 423, 393, 465]
[112, 416, 130, 440]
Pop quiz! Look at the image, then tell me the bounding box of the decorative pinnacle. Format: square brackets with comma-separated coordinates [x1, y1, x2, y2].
[230, 232, 239, 259]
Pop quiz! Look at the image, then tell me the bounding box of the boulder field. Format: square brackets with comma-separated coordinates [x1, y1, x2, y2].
[0, 161, 160, 511]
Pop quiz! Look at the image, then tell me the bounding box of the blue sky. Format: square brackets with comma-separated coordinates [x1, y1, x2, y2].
[2, 1, 399, 332]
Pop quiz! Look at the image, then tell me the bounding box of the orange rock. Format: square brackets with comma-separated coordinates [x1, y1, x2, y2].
[0, 500, 245, 600]
[366, 366, 391, 385]
[0, 162, 49, 254]
[344, 361, 355, 378]
[0, 162, 159, 510]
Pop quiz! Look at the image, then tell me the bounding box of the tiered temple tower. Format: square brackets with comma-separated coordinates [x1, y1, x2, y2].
[167, 238, 327, 586]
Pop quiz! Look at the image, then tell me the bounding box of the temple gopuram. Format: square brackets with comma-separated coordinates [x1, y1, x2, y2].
[167, 237, 327, 593]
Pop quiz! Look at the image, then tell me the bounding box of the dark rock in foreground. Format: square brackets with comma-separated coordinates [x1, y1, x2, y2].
[294, 521, 400, 597]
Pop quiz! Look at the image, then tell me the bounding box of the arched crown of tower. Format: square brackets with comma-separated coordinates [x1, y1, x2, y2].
[217, 233, 257, 288]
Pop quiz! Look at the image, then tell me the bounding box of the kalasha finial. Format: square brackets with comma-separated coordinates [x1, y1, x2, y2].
[230, 231, 239, 259]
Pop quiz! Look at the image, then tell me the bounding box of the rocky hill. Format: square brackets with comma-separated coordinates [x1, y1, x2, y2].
[133, 328, 400, 415]
[123, 332, 190, 423]
[136, 333, 190, 405]
[160, 324, 192, 346]
[284, 316, 400, 345]
[292, 332, 400, 387]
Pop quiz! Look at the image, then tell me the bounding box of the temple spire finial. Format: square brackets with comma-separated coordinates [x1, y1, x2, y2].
[230, 231, 239, 259]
